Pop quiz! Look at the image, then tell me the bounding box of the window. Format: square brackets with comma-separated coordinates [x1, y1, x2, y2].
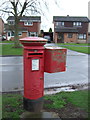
[8, 21, 15, 25]
[73, 22, 82, 26]
[56, 22, 59, 26]
[8, 31, 14, 37]
[18, 32, 22, 36]
[8, 31, 22, 37]
[83, 34, 86, 39]
[28, 32, 30, 36]
[61, 22, 64, 26]
[11, 31, 14, 36]
[68, 33, 73, 38]
[55, 22, 64, 27]
[78, 34, 86, 39]
[28, 32, 38, 37]
[24, 21, 33, 26]
[8, 32, 11, 37]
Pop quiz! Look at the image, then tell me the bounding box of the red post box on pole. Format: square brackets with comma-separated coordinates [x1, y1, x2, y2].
[20, 37, 67, 113]
[20, 37, 47, 112]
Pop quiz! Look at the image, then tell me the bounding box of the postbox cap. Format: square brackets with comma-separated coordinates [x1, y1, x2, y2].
[20, 37, 47, 42]
[20, 37, 47, 47]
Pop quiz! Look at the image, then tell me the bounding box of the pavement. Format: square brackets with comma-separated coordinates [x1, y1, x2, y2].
[0, 43, 89, 92]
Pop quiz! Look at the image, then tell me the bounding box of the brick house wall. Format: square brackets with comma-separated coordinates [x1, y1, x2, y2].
[0, 18, 4, 35]
[19, 22, 40, 33]
[64, 33, 77, 43]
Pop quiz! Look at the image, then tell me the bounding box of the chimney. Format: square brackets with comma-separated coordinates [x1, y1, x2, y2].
[67, 15, 69, 17]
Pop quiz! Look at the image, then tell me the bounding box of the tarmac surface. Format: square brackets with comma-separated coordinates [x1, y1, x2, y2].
[0, 44, 89, 92]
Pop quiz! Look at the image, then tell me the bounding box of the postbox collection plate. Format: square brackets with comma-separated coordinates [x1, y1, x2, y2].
[32, 59, 39, 71]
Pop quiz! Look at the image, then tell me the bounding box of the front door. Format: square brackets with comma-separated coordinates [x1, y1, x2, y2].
[57, 33, 64, 43]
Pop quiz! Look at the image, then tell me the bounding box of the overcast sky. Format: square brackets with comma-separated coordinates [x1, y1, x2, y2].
[41, 0, 90, 31]
[0, 0, 90, 32]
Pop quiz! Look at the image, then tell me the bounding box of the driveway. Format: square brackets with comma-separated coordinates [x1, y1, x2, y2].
[0, 48, 88, 92]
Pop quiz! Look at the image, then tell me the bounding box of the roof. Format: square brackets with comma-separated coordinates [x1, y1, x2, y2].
[55, 27, 78, 33]
[53, 16, 90, 22]
[7, 16, 41, 22]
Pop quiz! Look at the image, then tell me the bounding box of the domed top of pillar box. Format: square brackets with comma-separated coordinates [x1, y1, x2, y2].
[20, 37, 47, 47]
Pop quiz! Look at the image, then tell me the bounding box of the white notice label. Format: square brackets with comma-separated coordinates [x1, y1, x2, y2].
[32, 59, 39, 70]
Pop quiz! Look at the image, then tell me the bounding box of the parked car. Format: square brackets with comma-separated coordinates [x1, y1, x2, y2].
[44, 35, 51, 43]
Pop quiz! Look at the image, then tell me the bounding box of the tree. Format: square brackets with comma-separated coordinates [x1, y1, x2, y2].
[0, 0, 60, 48]
[38, 29, 44, 37]
[49, 28, 52, 32]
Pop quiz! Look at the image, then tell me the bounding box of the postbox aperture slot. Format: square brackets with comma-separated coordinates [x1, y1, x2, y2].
[28, 53, 43, 55]
[27, 52, 43, 58]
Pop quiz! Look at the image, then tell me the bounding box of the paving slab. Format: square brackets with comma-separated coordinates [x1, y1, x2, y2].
[20, 111, 60, 119]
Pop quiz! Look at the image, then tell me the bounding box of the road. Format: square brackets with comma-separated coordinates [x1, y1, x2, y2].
[0, 48, 89, 92]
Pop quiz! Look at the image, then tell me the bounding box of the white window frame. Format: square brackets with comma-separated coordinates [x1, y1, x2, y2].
[61, 22, 64, 26]
[78, 34, 86, 39]
[8, 20, 15, 25]
[8, 31, 14, 37]
[8, 31, 11, 37]
[73, 22, 82, 26]
[24, 21, 33, 26]
[83, 34, 86, 39]
[18, 31, 22, 36]
[68, 33, 73, 38]
[28, 32, 38, 37]
[56, 22, 59, 26]
[11, 31, 15, 37]
[8, 31, 22, 37]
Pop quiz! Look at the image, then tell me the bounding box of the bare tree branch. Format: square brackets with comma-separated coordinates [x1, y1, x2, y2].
[0, 9, 13, 14]
[19, 1, 27, 17]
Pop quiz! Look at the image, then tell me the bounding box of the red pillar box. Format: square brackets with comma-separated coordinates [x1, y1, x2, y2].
[20, 37, 47, 112]
[44, 46, 67, 73]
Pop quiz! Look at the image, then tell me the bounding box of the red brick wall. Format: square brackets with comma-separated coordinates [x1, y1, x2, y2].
[19, 22, 40, 33]
[54, 32, 88, 43]
[64, 33, 77, 43]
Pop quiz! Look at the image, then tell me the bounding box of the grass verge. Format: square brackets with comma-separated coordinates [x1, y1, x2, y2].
[2, 90, 89, 118]
[60, 46, 89, 54]
[57, 43, 90, 54]
[58, 43, 90, 46]
[0, 94, 2, 119]
[0, 42, 90, 56]
[2, 44, 23, 56]
[0, 41, 14, 43]
[44, 90, 89, 111]
[2, 93, 25, 118]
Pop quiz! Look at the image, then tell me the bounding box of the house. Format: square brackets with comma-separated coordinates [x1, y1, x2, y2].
[88, 1, 90, 43]
[6, 16, 41, 40]
[0, 17, 4, 36]
[53, 15, 90, 43]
